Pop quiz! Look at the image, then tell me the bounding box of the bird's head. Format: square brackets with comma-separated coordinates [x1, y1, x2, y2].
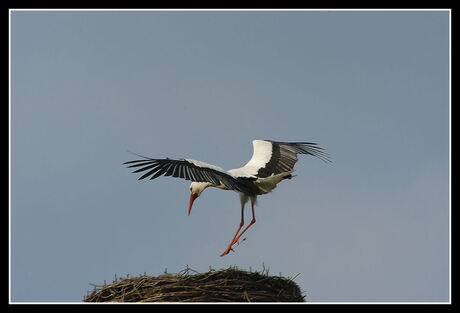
[188, 182, 212, 216]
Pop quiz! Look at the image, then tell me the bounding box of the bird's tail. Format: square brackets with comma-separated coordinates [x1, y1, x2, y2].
[254, 170, 295, 194]
[283, 173, 297, 179]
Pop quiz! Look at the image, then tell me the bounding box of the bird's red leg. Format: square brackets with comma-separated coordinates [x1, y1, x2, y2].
[232, 200, 256, 246]
[220, 204, 245, 257]
[221, 200, 257, 256]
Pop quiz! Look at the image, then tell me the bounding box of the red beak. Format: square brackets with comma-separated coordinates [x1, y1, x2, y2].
[188, 193, 197, 216]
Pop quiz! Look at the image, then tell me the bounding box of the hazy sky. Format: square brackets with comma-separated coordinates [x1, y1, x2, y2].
[10, 10, 450, 302]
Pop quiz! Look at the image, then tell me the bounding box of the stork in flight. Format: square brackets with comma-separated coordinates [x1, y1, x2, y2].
[124, 140, 330, 256]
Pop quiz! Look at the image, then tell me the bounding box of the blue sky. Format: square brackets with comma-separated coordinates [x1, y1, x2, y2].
[10, 10, 450, 302]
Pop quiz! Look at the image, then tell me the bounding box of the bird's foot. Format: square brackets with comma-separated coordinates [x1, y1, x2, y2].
[220, 245, 234, 257]
[220, 240, 238, 256]
[220, 237, 247, 256]
[220, 249, 231, 257]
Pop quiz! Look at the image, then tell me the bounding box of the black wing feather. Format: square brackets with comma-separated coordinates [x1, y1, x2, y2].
[254, 140, 330, 178]
[274, 141, 331, 163]
[123, 156, 255, 194]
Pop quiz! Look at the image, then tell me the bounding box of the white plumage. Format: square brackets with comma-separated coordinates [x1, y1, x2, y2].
[228, 140, 274, 177]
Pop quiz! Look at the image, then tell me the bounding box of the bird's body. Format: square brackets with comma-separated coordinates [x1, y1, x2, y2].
[124, 139, 329, 256]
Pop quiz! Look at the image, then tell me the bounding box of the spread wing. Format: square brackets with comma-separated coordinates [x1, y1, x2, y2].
[240, 140, 330, 178]
[123, 155, 253, 193]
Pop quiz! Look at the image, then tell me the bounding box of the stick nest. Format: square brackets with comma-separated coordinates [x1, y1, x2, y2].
[84, 266, 305, 303]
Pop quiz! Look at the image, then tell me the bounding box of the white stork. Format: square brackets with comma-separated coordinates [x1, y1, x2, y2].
[124, 140, 330, 256]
